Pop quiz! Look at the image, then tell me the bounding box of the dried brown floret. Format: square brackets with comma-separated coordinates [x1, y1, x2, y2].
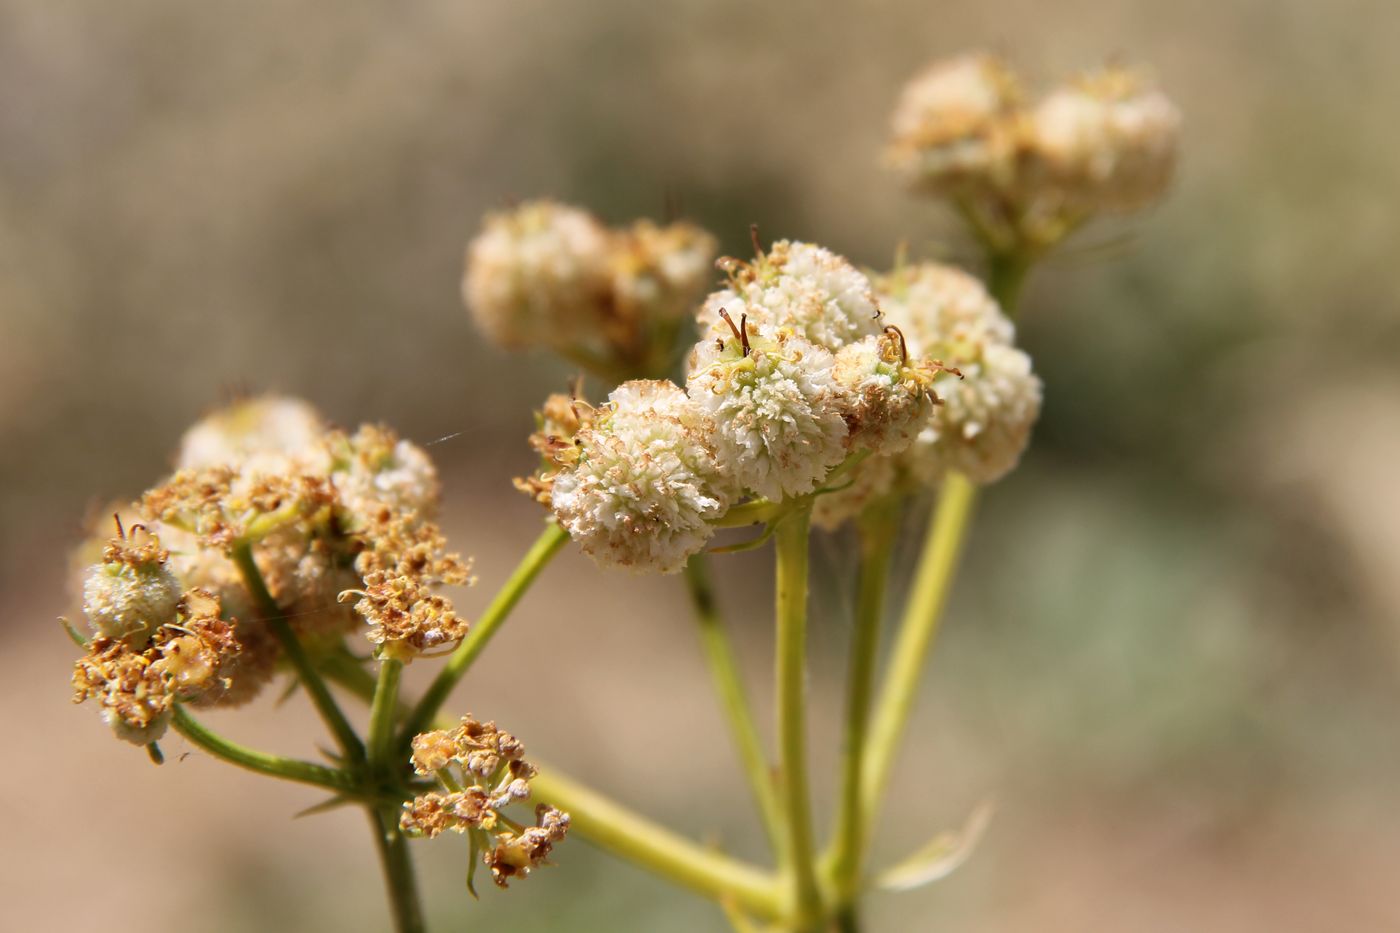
[484, 806, 571, 889]
[346, 508, 473, 659]
[402, 717, 567, 889]
[73, 588, 245, 743]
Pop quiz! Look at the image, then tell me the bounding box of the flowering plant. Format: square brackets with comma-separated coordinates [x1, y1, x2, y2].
[64, 52, 1177, 932]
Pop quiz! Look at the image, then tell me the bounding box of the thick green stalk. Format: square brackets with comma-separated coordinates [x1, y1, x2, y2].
[171, 704, 357, 793]
[860, 473, 978, 824]
[367, 805, 427, 933]
[398, 522, 569, 746]
[773, 504, 822, 925]
[826, 496, 900, 902]
[368, 658, 404, 771]
[530, 766, 783, 921]
[230, 540, 365, 764]
[684, 555, 784, 858]
[987, 249, 1032, 314]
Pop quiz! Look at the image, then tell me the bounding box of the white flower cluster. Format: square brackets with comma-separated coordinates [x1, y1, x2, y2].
[463, 200, 717, 377]
[813, 262, 1042, 529]
[549, 381, 731, 574]
[527, 240, 976, 567]
[878, 263, 1041, 484]
[887, 54, 1180, 243]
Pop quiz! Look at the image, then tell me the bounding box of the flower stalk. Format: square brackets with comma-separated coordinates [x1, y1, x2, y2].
[826, 495, 901, 904]
[772, 502, 823, 926]
[685, 555, 785, 858]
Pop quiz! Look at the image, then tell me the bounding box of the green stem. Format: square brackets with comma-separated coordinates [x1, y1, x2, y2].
[369, 658, 404, 771]
[398, 522, 568, 747]
[860, 473, 978, 824]
[367, 805, 427, 933]
[684, 555, 784, 859]
[826, 495, 900, 901]
[773, 503, 822, 925]
[529, 766, 783, 921]
[987, 249, 1032, 318]
[230, 540, 365, 764]
[171, 704, 357, 793]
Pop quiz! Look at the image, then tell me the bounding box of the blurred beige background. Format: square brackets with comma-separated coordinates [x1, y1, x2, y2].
[4, 1, 1399, 930]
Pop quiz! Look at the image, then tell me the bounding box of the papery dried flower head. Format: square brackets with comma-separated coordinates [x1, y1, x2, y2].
[402, 717, 568, 889]
[1028, 66, 1180, 214]
[73, 588, 243, 744]
[545, 380, 732, 574]
[349, 507, 474, 660]
[699, 239, 882, 351]
[687, 319, 849, 501]
[484, 806, 571, 889]
[886, 52, 1024, 196]
[81, 523, 182, 646]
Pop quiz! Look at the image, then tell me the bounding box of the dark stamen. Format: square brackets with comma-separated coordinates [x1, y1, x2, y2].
[740, 312, 751, 356]
[113, 513, 125, 540]
[884, 325, 908, 364]
[750, 223, 763, 258]
[717, 307, 744, 348]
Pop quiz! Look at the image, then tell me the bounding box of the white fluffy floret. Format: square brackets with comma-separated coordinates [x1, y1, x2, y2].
[687, 324, 850, 501]
[699, 241, 882, 351]
[886, 52, 1022, 193]
[463, 200, 613, 349]
[875, 262, 1015, 352]
[82, 560, 183, 646]
[550, 380, 730, 574]
[176, 395, 326, 473]
[334, 437, 439, 518]
[1029, 68, 1180, 212]
[908, 342, 1042, 484]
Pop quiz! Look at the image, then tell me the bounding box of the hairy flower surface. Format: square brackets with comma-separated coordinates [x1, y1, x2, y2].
[832, 329, 947, 458]
[463, 200, 614, 350]
[875, 262, 1015, 351]
[909, 342, 1041, 484]
[885, 53, 1180, 249]
[875, 262, 1041, 485]
[176, 394, 327, 474]
[688, 322, 849, 501]
[886, 52, 1023, 196]
[699, 240, 882, 351]
[610, 219, 718, 328]
[544, 380, 731, 573]
[1028, 66, 1180, 213]
[464, 201, 718, 378]
[402, 716, 570, 889]
[81, 526, 182, 646]
[326, 424, 441, 519]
